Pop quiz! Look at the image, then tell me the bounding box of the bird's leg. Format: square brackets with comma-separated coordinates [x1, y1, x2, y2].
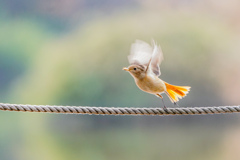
[156, 94, 166, 108]
[174, 102, 180, 108]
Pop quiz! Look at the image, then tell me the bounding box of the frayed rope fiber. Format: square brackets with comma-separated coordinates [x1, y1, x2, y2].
[0, 103, 240, 116]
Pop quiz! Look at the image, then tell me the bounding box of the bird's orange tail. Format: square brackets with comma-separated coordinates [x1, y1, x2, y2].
[164, 82, 191, 103]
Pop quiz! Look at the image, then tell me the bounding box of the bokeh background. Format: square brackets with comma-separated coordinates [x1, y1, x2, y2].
[1, 0, 240, 159]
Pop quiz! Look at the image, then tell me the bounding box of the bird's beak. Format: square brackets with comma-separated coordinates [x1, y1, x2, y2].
[122, 67, 129, 71]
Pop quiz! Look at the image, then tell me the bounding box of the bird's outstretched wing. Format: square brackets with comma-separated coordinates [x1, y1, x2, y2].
[128, 39, 164, 76]
[146, 40, 164, 76]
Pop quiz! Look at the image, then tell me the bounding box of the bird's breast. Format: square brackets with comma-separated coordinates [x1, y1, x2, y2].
[135, 75, 166, 94]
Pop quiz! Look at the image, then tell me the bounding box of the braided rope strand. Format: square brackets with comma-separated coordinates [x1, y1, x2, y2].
[0, 103, 240, 116]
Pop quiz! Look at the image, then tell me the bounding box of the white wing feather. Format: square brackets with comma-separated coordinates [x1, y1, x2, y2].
[127, 39, 164, 76]
[148, 40, 164, 76]
[128, 40, 152, 66]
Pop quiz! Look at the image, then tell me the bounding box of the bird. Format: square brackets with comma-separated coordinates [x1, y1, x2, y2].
[123, 39, 190, 108]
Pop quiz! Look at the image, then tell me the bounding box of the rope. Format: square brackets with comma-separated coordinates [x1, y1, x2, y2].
[0, 103, 240, 116]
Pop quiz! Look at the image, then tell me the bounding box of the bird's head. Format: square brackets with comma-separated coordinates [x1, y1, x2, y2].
[123, 65, 146, 79]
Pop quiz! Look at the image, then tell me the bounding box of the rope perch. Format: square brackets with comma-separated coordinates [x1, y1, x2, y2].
[0, 103, 240, 116]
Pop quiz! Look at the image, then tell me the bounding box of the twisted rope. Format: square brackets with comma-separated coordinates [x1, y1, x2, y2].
[0, 103, 240, 116]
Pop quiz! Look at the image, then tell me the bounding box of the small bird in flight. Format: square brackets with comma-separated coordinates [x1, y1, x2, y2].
[123, 40, 190, 108]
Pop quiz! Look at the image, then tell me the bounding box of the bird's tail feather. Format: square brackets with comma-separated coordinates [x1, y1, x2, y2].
[164, 82, 191, 103]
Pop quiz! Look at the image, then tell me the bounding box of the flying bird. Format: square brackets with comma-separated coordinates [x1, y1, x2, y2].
[123, 40, 190, 108]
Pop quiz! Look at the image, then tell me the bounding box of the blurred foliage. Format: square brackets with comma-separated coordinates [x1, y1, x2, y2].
[0, 0, 240, 160]
[10, 11, 236, 107]
[0, 18, 54, 100]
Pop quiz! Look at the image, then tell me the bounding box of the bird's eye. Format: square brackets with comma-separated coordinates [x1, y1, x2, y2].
[133, 68, 137, 70]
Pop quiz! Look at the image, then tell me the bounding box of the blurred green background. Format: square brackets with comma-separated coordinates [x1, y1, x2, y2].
[1, 0, 240, 160]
